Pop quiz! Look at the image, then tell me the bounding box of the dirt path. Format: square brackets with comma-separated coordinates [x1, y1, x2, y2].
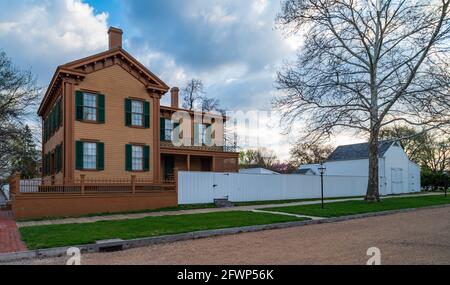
[10, 206, 450, 265]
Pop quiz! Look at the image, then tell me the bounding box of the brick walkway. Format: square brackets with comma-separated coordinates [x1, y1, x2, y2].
[0, 210, 27, 253]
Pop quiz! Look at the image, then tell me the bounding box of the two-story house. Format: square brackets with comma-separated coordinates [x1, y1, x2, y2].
[38, 27, 239, 184]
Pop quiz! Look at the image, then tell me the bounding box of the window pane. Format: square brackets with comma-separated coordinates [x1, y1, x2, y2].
[131, 100, 144, 126]
[132, 145, 143, 171]
[83, 142, 97, 169]
[83, 93, 97, 121]
[201, 124, 207, 144]
[131, 101, 143, 113]
[132, 114, 143, 126]
[165, 119, 173, 141]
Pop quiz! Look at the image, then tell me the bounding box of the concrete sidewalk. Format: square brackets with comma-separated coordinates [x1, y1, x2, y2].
[17, 192, 439, 228]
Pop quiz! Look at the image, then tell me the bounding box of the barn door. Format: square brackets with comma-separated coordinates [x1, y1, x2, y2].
[391, 168, 403, 194]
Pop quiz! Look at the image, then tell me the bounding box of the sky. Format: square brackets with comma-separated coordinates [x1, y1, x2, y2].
[0, 0, 362, 160]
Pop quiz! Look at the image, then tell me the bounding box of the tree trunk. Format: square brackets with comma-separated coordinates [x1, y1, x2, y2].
[366, 132, 380, 202]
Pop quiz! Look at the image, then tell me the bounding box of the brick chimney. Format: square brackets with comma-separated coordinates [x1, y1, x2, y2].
[108, 27, 123, 50]
[170, 87, 180, 108]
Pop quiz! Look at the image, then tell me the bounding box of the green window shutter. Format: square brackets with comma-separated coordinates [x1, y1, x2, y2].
[125, 144, 132, 171]
[143, 145, 150, 172]
[75, 91, 84, 121]
[97, 142, 104, 171]
[57, 100, 62, 128]
[98, 94, 105, 123]
[160, 118, 166, 140]
[144, 101, 150, 128]
[125, 99, 132, 126]
[194, 123, 200, 146]
[55, 145, 60, 173]
[58, 144, 62, 173]
[75, 141, 84, 170]
[43, 120, 47, 142]
[45, 154, 49, 175]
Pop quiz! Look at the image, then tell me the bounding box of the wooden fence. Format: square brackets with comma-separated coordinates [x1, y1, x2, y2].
[9, 172, 178, 219]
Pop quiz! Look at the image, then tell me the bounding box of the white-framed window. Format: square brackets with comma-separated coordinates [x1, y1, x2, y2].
[83, 142, 97, 169]
[131, 100, 144, 126]
[164, 119, 173, 141]
[83, 93, 97, 121]
[199, 124, 208, 145]
[132, 145, 144, 171]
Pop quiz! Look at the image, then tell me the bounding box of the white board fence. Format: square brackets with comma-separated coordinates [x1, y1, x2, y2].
[177, 171, 417, 204]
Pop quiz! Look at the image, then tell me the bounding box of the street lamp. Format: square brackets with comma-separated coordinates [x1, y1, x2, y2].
[318, 162, 326, 209]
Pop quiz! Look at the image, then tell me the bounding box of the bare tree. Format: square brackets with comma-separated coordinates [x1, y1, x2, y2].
[275, 0, 450, 201]
[0, 51, 41, 180]
[182, 78, 204, 110]
[201, 97, 225, 114]
[239, 148, 279, 169]
[289, 141, 334, 167]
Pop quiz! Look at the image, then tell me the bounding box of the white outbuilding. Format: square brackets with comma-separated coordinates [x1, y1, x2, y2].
[299, 141, 421, 195]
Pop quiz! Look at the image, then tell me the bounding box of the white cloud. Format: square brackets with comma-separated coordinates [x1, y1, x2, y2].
[0, 0, 109, 83]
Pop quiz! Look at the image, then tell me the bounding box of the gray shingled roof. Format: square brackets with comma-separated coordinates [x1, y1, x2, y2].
[326, 141, 396, 162]
[295, 168, 314, 174]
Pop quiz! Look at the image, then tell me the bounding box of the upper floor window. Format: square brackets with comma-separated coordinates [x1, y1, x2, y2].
[195, 123, 211, 146]
[131, 100, 144, 126]
[163, 119, 173, 141]
[75, 91, 105, 123]
[199, 124, 207, 145]
[125, 98, 150, 128]
[83, 93, 97, 121]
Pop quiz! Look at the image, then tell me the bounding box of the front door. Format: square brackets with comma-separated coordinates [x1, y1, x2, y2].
[164, 156, 175, 180]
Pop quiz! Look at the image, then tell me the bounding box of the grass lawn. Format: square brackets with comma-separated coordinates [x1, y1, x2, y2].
[20, 211, 306, 249]
[232, 196, 363, 206]
[264, 195, 450, 218]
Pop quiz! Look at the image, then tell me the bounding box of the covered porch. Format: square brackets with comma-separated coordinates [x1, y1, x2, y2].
[160, 150, 239, 181]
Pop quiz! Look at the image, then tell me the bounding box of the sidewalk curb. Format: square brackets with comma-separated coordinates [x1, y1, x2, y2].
[1, 203, 449, 263]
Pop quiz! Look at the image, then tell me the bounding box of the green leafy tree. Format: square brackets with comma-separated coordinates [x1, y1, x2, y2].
[10, 125, 40, 179]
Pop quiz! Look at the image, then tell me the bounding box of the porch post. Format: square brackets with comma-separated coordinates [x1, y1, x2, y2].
[187, 154, 190, 171]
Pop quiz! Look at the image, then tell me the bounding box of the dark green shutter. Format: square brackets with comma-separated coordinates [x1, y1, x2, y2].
[57, 100, 62, 127]
[97, 142, 104, 170]
[125, 99, 132, 126]
[75, 141, 84, 170]
[194, 123, 200, 146]
[55, 144, 61, 173]
[98, 94, 105, 123]
[144, 101, 150, 128]
[206, 124, 212, 146]
[43, 120, 47, 142]
[125, 144, 132, 171]
[75, 91, 84, 121]
[160, 118, 166, 140]
[143, 145, 150, 172]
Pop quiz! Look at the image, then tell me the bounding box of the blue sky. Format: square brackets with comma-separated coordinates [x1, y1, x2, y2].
[0, 0, 360, 159]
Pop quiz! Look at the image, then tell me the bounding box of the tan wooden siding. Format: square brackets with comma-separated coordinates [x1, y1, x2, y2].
[74, 64, 155, 180]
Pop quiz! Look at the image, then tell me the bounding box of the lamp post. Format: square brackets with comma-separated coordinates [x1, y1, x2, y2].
[318, 163, 326, 209]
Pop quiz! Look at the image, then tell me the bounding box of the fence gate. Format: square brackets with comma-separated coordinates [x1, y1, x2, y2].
[212, 173, 231, 200]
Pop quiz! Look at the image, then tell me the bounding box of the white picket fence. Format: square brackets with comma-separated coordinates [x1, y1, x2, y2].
[177, 171, 416, 204]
